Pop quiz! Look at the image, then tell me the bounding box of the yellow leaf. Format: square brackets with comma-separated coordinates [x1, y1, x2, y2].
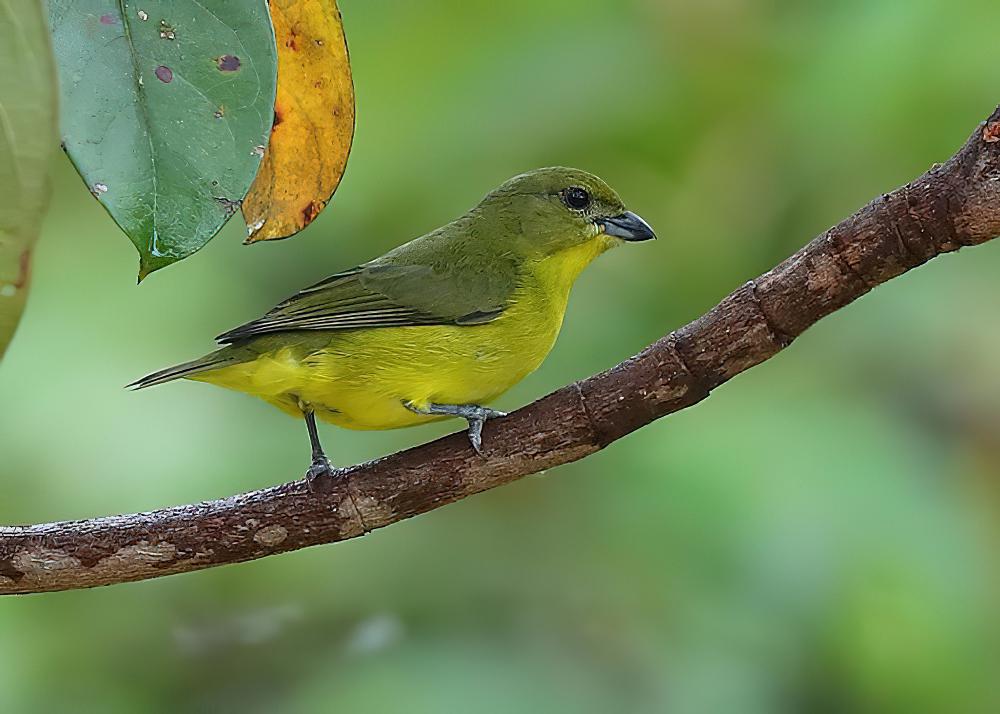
[242, 0, 355, 243]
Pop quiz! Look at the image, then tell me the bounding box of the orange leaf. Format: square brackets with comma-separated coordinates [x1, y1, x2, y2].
[242, 0, 355, 243]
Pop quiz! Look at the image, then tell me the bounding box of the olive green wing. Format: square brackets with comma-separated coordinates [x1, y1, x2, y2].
[215, 261, 515, 344]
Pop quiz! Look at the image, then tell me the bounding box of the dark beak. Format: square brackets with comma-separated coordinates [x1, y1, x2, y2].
[598, 211, 657, 242]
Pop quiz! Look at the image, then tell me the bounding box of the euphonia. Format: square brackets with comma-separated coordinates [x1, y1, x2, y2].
[132, 167, 655, 482]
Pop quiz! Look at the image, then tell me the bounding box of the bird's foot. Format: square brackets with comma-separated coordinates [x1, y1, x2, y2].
[463, 407, 507, 455]
[305, 455, 340, 492]
[403, 401, 506, 455]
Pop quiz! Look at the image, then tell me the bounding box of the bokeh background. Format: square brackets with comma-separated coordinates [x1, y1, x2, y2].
[3, 0, 1000, 711]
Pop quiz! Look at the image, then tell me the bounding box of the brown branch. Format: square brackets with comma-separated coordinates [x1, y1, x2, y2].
[4, 108, 1000, 595]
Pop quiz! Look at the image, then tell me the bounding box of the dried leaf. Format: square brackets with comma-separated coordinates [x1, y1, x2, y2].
[242, 0, 355, 243]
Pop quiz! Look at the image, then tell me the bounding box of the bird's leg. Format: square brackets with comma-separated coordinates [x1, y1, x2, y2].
[403, 401, 507, 455]
[303, 408, 337, 485]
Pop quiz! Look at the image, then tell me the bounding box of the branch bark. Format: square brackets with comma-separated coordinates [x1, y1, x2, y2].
[4, 108, 1000, 595]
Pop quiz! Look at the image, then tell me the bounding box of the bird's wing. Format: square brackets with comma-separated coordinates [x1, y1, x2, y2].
[215, 260, 515, 344]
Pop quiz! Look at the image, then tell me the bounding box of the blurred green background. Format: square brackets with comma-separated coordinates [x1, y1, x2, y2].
[3, 0, 1000, 711]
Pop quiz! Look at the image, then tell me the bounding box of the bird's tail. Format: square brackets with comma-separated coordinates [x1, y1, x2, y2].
[127, 351, 236, 390]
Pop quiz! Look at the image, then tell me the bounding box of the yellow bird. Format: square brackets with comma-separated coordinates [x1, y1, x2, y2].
[132, 168, 655, 481]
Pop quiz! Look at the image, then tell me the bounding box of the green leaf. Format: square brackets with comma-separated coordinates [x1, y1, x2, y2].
[0, 0, 57, 360]
[46, 0, 278, 278]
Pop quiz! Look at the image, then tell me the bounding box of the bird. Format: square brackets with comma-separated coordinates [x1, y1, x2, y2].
[130, 167, 656, 484]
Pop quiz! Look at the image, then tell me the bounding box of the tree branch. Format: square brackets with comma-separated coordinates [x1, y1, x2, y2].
[4, 108, 1000, 595]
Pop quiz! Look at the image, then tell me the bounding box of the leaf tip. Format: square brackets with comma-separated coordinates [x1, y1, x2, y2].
[137, 256, 162, 283]
[242, 215, 268, 244]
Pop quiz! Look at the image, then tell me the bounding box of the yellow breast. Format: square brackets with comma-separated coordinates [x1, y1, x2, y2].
[196, 235, 616, 430]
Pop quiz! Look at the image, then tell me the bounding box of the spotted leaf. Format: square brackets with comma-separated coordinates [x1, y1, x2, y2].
[47, 0, 278, 278]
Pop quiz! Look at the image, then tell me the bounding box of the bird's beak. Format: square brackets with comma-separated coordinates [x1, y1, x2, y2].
[597, 211, 657, 242]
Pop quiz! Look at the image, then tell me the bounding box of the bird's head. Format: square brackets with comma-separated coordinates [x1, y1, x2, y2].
[477, 167, 656, 259]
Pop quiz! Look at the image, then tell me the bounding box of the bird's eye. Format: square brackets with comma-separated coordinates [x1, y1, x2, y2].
[562, 186, 591, 211]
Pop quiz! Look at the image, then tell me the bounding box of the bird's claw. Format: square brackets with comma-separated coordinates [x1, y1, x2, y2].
[465, 407, 506, 456]
[468, 418, 484, 455]
[305, 456, 339, 491]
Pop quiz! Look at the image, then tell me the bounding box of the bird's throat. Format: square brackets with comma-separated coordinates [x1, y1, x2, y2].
[531, 234, 617, 295]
